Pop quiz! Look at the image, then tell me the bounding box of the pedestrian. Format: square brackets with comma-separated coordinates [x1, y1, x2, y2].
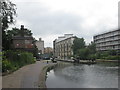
[47, 60, 48, 64]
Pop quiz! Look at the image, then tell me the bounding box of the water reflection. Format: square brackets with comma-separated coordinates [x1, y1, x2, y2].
[46, 62, 118, 88]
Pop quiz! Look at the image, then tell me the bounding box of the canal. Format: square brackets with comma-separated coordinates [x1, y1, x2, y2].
[46, 62, 118, 88]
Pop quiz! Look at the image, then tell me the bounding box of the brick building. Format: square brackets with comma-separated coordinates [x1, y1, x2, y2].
[12, 25, 36, 53]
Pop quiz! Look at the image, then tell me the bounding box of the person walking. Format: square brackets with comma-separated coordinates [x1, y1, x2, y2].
[47, 60, 48, 64]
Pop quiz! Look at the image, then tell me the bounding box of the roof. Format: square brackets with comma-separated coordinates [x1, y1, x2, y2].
[12, 36, 34, 40]
[94, 29, 120, 37]
[55, 34, 75, 43]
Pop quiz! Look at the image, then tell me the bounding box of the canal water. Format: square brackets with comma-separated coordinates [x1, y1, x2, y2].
[46, 62, 118, 88]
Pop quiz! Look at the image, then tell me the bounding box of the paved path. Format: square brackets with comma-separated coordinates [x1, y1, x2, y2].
[2, 60, 53, 88]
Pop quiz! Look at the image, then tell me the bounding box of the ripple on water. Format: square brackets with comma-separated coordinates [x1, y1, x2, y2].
[46, 63, 118, 88]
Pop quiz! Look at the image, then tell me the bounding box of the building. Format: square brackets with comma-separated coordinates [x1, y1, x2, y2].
[44, 47, 53, 54]
[42, 47, 53, 59]
[53, 34, 75, 59]
[35, 38, 44, 54]
[93, 29, 120, 52]
[12, 25, 36, 53]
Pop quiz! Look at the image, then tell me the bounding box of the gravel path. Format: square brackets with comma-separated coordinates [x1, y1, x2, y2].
[2, 60, 53, 88]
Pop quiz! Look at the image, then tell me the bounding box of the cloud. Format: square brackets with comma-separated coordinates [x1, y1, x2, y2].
[10, 0, 118, 47]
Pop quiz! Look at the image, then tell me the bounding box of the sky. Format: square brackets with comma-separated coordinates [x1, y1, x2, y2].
[10, 0, 119, 47]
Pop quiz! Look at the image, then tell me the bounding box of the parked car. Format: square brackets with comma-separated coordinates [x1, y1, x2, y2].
[43, 57, 50, 60]
[36, 59, 41, 61]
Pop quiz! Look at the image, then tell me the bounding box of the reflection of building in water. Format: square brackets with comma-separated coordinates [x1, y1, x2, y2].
[53, 34, 75, 59]
[52, 63, 80, 82]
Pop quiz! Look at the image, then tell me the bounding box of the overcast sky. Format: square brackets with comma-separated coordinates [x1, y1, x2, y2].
[10, 0, 119, 47]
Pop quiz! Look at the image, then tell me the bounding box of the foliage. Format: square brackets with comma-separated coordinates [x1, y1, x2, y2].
[107, 49, 117, 56]
[73, 40, 96, 59]
[72, 38, 119, 60]
[1, 0, 17, 50]
[4, 27, 34, 50]
[77, 48, 90, 59]
[88, 54, 96, 59]
[2, 50, 36, 73]
[2, 59, 14, 72]
[104, 56, 120, 60]
[87, 42, 96, 54]
[72, 37, 85, 55]
[1, 0, 16, 30]
[95, 50, 119, 60]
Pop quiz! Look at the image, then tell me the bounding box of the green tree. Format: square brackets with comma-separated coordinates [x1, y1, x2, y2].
[72, 37, 85, 55]
[107, 49, 117, 56]
[87, 41, 96, 54]
[1, 0, 17, 50]
[77, 48, 90, 59]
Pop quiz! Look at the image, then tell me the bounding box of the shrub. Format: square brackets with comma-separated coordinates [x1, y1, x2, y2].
[105, 56, 120, 60]
[2, 59, 13, 72]
[2, 50, 36, 73]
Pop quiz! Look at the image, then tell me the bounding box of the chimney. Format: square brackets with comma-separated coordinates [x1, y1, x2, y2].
[39, 38, 42, 41]
[20, 25, 24, 30]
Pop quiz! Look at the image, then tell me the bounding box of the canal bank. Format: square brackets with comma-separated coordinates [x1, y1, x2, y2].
[38, 62, 57, 88]
[2, 60, 57, 88]
[56, 59, 119, 63]
[38, 61, 72, 88]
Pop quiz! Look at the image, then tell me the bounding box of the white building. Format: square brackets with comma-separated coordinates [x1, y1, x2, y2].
[35, 38, 44, 54]
[53, 34, 75, 59]
[93, 29, 120, 51]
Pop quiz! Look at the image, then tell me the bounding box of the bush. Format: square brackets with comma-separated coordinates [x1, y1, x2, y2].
[2, 59, 13, 72]
[105, 56, 120, 60]
[77, 48, 90, 59]
[88, 54, 96, 59]
[2, 50, 36, 73]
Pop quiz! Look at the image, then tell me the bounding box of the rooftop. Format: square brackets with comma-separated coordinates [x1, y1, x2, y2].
[55, 34, 74, 43]
[94, 29, 120, 37]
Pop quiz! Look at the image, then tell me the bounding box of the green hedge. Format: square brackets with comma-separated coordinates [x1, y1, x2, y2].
[2, 50, 36, 73]
[104, 56, 120, 60]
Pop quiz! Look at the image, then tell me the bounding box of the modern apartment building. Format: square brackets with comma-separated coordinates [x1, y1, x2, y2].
[53, 34, 75, 59]
[93, 29, 120, 51]
[35, 38, 44, 54]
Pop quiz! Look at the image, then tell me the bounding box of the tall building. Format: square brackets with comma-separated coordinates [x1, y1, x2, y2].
[93, 29, 120, 51]
[35, 38, 44, 54]
[53, 34, 75, 59]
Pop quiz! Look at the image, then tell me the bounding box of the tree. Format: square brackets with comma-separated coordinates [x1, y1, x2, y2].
[1, 0, 17, 50]
[72, 37, 85, 55]
[5, 26, 33, 50]
[1, 0, 16, 30]
[77, 48, 90, 59]
[87, 41, 96, 54]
